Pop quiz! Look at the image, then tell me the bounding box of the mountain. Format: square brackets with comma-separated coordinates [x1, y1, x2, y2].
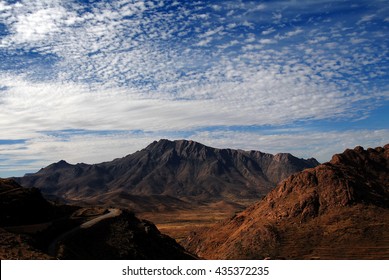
[0, 179, 195, 260]
[15, 139, 319, 211]
[183, 144, 389, 259]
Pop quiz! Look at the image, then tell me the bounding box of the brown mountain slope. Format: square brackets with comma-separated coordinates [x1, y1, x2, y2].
[183, 144, 389, 259]
[15, 139, 319, 211]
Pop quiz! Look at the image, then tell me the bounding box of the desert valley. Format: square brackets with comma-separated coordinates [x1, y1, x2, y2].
[1, 140, 388, 260]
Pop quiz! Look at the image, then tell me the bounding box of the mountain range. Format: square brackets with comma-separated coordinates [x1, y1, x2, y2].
[184, 144, 389, 259]
[15, 139, 319, 212]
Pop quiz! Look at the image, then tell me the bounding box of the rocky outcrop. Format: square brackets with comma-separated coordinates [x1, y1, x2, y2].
[184, 144, 389, 260]
[55, 210, 195, 260]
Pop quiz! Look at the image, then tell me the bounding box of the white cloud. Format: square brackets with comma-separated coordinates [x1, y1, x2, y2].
[0, 1, 11, 12]
[250, 4, 266, 12]
[350, 38, 367, 44]
[227, 23, 237, 29]
[211, 5, 221, 11]
[241, 20, 254, 28]
[357, 14, 376, 24]
[272, 12, 282, 22]
[218, 40, 239, 50]
[324, 42, 338, 49]
[262, 27, 275, 35]
[285, 28, 303, 37]
[195, 37, 213, 47]
[0, 1, 82, 46]
[275, 28, 303, 40]
[244, 33, 256, 43]
[259, 38, 277, 44]
[0, 56, 380, 142]
[199, 26, 224, 39]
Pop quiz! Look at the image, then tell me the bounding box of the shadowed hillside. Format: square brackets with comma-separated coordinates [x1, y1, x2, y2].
[55, 210, 195, 260]
[0, 179, 74, 227]
[0, 179, 195, 260]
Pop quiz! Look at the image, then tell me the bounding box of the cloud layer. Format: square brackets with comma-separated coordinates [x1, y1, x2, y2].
[0, 0, 388, 176]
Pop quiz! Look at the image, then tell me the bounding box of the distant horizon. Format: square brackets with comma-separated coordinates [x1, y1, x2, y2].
[1, 0, 388, 177]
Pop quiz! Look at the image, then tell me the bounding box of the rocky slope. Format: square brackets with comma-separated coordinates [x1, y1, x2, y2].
[15, 139, 319, 210]
[55, 210, 195, 260]
[184, 144, 389, 259]
[0, 178, 72, 226]
[0, 179, 195, 260]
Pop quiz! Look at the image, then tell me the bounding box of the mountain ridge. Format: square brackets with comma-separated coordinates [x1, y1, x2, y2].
[15, 139, 319, 211]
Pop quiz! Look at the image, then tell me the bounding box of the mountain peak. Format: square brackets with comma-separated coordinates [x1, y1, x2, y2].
[330, 144, 389, 168]
[146, 139, 204, 148]
[144, 139, 212, 158]
[145, 138, 175, 150]
[52, 160, 71, 168]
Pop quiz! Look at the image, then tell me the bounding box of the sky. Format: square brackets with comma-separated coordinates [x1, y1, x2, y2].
[0, 0, 388, 177]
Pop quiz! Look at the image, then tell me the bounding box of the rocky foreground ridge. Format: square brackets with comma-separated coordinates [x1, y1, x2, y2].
[183, 144, 389, 259]
[0, 179, 194, 260]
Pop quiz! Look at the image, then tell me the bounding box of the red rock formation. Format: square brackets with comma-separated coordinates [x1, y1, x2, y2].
[184, 144, 389, 259]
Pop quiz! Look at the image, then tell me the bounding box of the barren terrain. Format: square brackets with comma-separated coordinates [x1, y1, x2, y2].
[139, 200, 250, 242]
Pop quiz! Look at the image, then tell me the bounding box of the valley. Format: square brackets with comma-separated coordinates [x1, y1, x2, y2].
[138, 199, 250, 242]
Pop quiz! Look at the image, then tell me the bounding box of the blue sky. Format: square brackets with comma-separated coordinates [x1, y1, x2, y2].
[0, 0, 388, 177]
